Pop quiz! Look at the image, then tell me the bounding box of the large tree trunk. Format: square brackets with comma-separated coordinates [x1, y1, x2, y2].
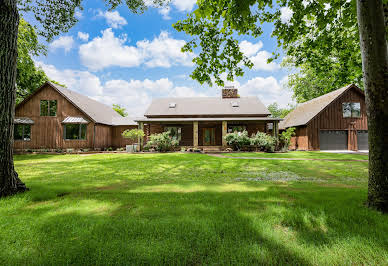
[0, 0, 28, 197]
[357, 0, 388, 213]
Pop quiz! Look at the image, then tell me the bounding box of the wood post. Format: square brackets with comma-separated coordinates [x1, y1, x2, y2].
[222, 121, 227, 147]
[193, 121, 198, 147]
[138, 122, 144, 151]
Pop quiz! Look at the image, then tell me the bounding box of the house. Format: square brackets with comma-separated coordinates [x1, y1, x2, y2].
[13, 81, 137, 151]
[279, 84, 368, 151]
[135, 87, 282, 151]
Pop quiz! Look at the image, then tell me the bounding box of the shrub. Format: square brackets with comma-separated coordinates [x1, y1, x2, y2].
[122, 129, 145, 143]
[250, 132, 276, 152]
[224, 130, 251, 151]
[144, 131, 179, 152]
[279, 127, 296, 152]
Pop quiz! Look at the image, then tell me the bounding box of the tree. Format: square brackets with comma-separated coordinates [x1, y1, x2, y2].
[174, 0, 388, 212]
[113, 104, 128, 117]
[267, 102, 294, 118]
[0, 0, 168, 197]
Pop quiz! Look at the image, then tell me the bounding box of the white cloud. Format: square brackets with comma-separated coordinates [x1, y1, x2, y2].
[250, 50, 279, 71]
[79, 29, 194, 71]
[239, 76, 294, 107]
[239, 40, 263, 57]
[75, 9, 83, 19]
[280, 7, 293, 24]
[50, 36, 74, 52]
[171, 0, 196, 11]
[77, 32, 89, 41]
[158, 6, 171, 20]
[79, 28, 142, 70]
[98, 10, 127, 28]
[137, 31, 194, 68]
[36, 61, 103, 96]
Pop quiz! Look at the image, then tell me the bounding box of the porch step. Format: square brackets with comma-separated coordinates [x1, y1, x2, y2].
[202, 146, 223, 153]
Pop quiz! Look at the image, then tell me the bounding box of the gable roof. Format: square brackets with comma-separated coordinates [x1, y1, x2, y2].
[17, 81, 137, 126]
[145, 96, 271, 117]
[279, 84, 364, 129]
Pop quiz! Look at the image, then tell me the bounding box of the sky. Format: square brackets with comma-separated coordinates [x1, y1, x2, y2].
[33, 0, 295, 117]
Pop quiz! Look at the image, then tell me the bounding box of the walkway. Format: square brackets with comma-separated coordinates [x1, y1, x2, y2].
[207, 154, 369, 162]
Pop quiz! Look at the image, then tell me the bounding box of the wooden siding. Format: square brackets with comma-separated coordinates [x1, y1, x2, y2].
[14, 84, 95, 150]
[94, 124, 112, 149]
[111, 125, 138, 148]
[293, 87, 368, 150]
[289, 126, 308, 150]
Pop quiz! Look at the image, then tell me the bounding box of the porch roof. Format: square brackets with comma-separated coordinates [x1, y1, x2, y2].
[135, 117, 282, 123]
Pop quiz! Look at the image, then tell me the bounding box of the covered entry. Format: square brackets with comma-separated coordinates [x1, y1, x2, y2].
[357, 130, 368, 150]
[319, 130, 348, 150]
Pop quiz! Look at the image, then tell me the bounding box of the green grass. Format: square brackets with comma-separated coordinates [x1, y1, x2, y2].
[224, 151, 369, 160]
[1, 153, 386, 265]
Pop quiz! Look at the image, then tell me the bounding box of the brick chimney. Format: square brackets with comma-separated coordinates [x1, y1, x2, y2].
[222, 86, 239, 98]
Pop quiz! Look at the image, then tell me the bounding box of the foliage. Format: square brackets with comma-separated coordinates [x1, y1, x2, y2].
[224, 130, 251, 151]
[113, 104, 128, 117]
[144, 131, 179, 152]
[16, 18, 49, 104]
[250, 132, 276, 153]
[267, 102, 294, 118]
[279, 127, 296, 152]
[122, 129, 145, 142]
[173, 0, 365, 88]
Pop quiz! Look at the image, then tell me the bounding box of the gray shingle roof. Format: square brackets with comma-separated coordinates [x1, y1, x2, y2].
[48, 82, 136, 126]
[279, 84, 360, 129]
[145, 97, 271, 117]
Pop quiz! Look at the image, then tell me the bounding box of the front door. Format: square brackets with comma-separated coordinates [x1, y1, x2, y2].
[203, 128, 216, 146]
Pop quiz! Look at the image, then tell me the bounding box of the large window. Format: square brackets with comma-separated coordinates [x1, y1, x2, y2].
[342, 102, 361, 118]
[228, 125, 247, 133]
[14, 124, 31, 141]
[64, 124, 87, 140]
[40, 100, 57, 116]
[164, 127, 182, 141]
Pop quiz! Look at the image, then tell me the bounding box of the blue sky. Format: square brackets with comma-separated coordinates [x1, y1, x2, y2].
[34, 0, 294, 116]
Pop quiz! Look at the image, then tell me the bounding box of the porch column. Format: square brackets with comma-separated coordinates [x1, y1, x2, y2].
[193, 121, 199, 147]
[222, 121, 228, 147]
[273, 121, 279, 138]
[138, 122, 144, 151]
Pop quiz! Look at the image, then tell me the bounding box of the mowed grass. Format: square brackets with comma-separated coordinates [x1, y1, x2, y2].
[224, 151, 369, 160]
[1, 153, 387, 265]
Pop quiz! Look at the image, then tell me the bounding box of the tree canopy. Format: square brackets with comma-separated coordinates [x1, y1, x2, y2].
[267, 102, 294, 118]
[113, 104, 128, 117]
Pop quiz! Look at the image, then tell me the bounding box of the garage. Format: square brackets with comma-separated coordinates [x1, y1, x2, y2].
[357, 130, 368, 150]
[319, 130, 348, 150]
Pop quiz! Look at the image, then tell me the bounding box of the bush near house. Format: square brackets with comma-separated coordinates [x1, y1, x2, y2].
[279, 127, 296, 152]
[250, 132, 277, 152]
[224, 131, 251, 151]
[144, 131, 179, 152]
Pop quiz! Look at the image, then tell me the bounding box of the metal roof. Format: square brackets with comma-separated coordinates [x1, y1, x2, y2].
[135, 117, 282, 123]
[14, 117, 34, 124]
[62, 117, 89, 124]
[279, 84, 363, 129]
[144, 96, 271, 117]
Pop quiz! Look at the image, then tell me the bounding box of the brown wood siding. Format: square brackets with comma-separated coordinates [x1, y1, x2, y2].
[304, 87, 367, 150]
[246, 122, 266, 136]
[14, 84, 94, 150]
[94, 124, 112, 149]
[111, 125, 138, 148]
[289, 126, 308, 150]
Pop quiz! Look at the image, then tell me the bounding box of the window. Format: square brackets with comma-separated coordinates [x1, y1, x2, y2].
[343, 102, 361, 118]
[14, 124, 31, 141]
[165, 127, 182, 141]
[228, 125, 246, 133]
[40, 100, 57, 116]
[64, 124, 87, 140]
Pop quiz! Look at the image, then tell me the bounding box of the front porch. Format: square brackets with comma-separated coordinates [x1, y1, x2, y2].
[135, 117, 281, 151]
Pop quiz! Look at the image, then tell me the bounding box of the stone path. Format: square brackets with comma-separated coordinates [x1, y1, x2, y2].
[207, 153, 369, 162]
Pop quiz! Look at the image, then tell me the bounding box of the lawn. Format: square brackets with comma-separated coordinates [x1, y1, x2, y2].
[1, 153, 387, 265]
[223, 151, 369, 160]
